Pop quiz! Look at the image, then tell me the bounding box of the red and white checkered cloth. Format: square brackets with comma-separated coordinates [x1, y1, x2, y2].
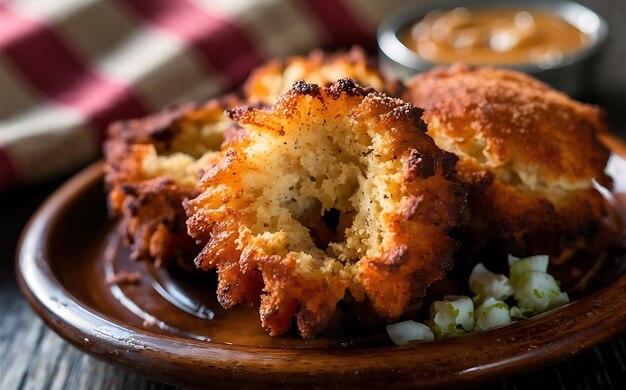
[0, 0, 410, 190]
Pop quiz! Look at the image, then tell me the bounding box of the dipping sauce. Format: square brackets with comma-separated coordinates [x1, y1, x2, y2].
[399, 7, 589, 67]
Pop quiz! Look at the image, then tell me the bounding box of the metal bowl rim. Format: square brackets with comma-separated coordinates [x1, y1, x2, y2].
[377, 0, 609, 73]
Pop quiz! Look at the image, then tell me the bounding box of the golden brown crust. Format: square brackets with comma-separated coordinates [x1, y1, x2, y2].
[402, 64, 613, 258]
[186, 79, 468, 337]
[243, 46, 385, 105]
[104, 47, 386, 268]
[104, 96, 240, 266]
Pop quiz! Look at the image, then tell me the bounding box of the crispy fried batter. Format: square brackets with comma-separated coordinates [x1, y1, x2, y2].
[243, 46, 385, 105]
[104, 97, 241, 266]
[104, 47, 387, 267]
[185, 79, 468, 337]
[402, 64, 613, 260]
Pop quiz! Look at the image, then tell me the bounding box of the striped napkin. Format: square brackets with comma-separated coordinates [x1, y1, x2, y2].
[0, 0, 410, 190]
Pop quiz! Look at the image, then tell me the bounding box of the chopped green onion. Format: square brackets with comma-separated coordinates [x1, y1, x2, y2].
[509, 255, 549, 281]
[469, 263, 514, 302]
[509, 306, 535, 320]
[443, 295, 475, 332]
[512, 270, 569, 313]
[386, 254, 570, 344]
[475, 297, 512, 331]
[429, 295, 475, 338]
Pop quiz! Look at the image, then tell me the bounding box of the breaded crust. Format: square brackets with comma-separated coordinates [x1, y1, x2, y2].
[243, 46, 385, 105]
[402, 64, 613, 259]
[104, 47, 388, 267]
[185, 79, 468, 337]
[104, 97, 240, 266]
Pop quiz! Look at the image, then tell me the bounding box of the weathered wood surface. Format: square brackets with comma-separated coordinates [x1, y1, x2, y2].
[2, 0, 626, 388]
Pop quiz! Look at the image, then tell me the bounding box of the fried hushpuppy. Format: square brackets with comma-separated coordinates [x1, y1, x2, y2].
[401, 65, 613, 261]
[104, 48, 386, 267]
[243, 46, 385, 105]
[185, 79, 468, 337]
[104, 97, 240, 266]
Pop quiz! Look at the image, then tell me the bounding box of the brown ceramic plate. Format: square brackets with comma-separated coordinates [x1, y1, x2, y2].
[17, 135, 626, 389]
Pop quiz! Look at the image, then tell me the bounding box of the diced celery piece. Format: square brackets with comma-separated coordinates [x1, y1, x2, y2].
[386, 320, 434, 345]
[509, 255, 549, 282]
[475, 297, 512, 331]
[429, 295, 475, 338]
[513, 270, 565, 313]
[386, 254, 570, 346]
[429, 301, 457, 338]
[469, 263, 514, 302]
[443, 295, 475, 332]
[545, 292, 570, 311]
[509, 305, 535, 320]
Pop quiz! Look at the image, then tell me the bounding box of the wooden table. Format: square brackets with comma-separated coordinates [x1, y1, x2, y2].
[2, 0, 626, 388]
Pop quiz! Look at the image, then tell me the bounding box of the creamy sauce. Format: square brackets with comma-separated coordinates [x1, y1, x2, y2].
[400, 8, 589, 66]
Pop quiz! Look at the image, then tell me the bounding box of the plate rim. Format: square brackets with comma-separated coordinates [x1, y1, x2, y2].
[16, 135, 626, 388]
